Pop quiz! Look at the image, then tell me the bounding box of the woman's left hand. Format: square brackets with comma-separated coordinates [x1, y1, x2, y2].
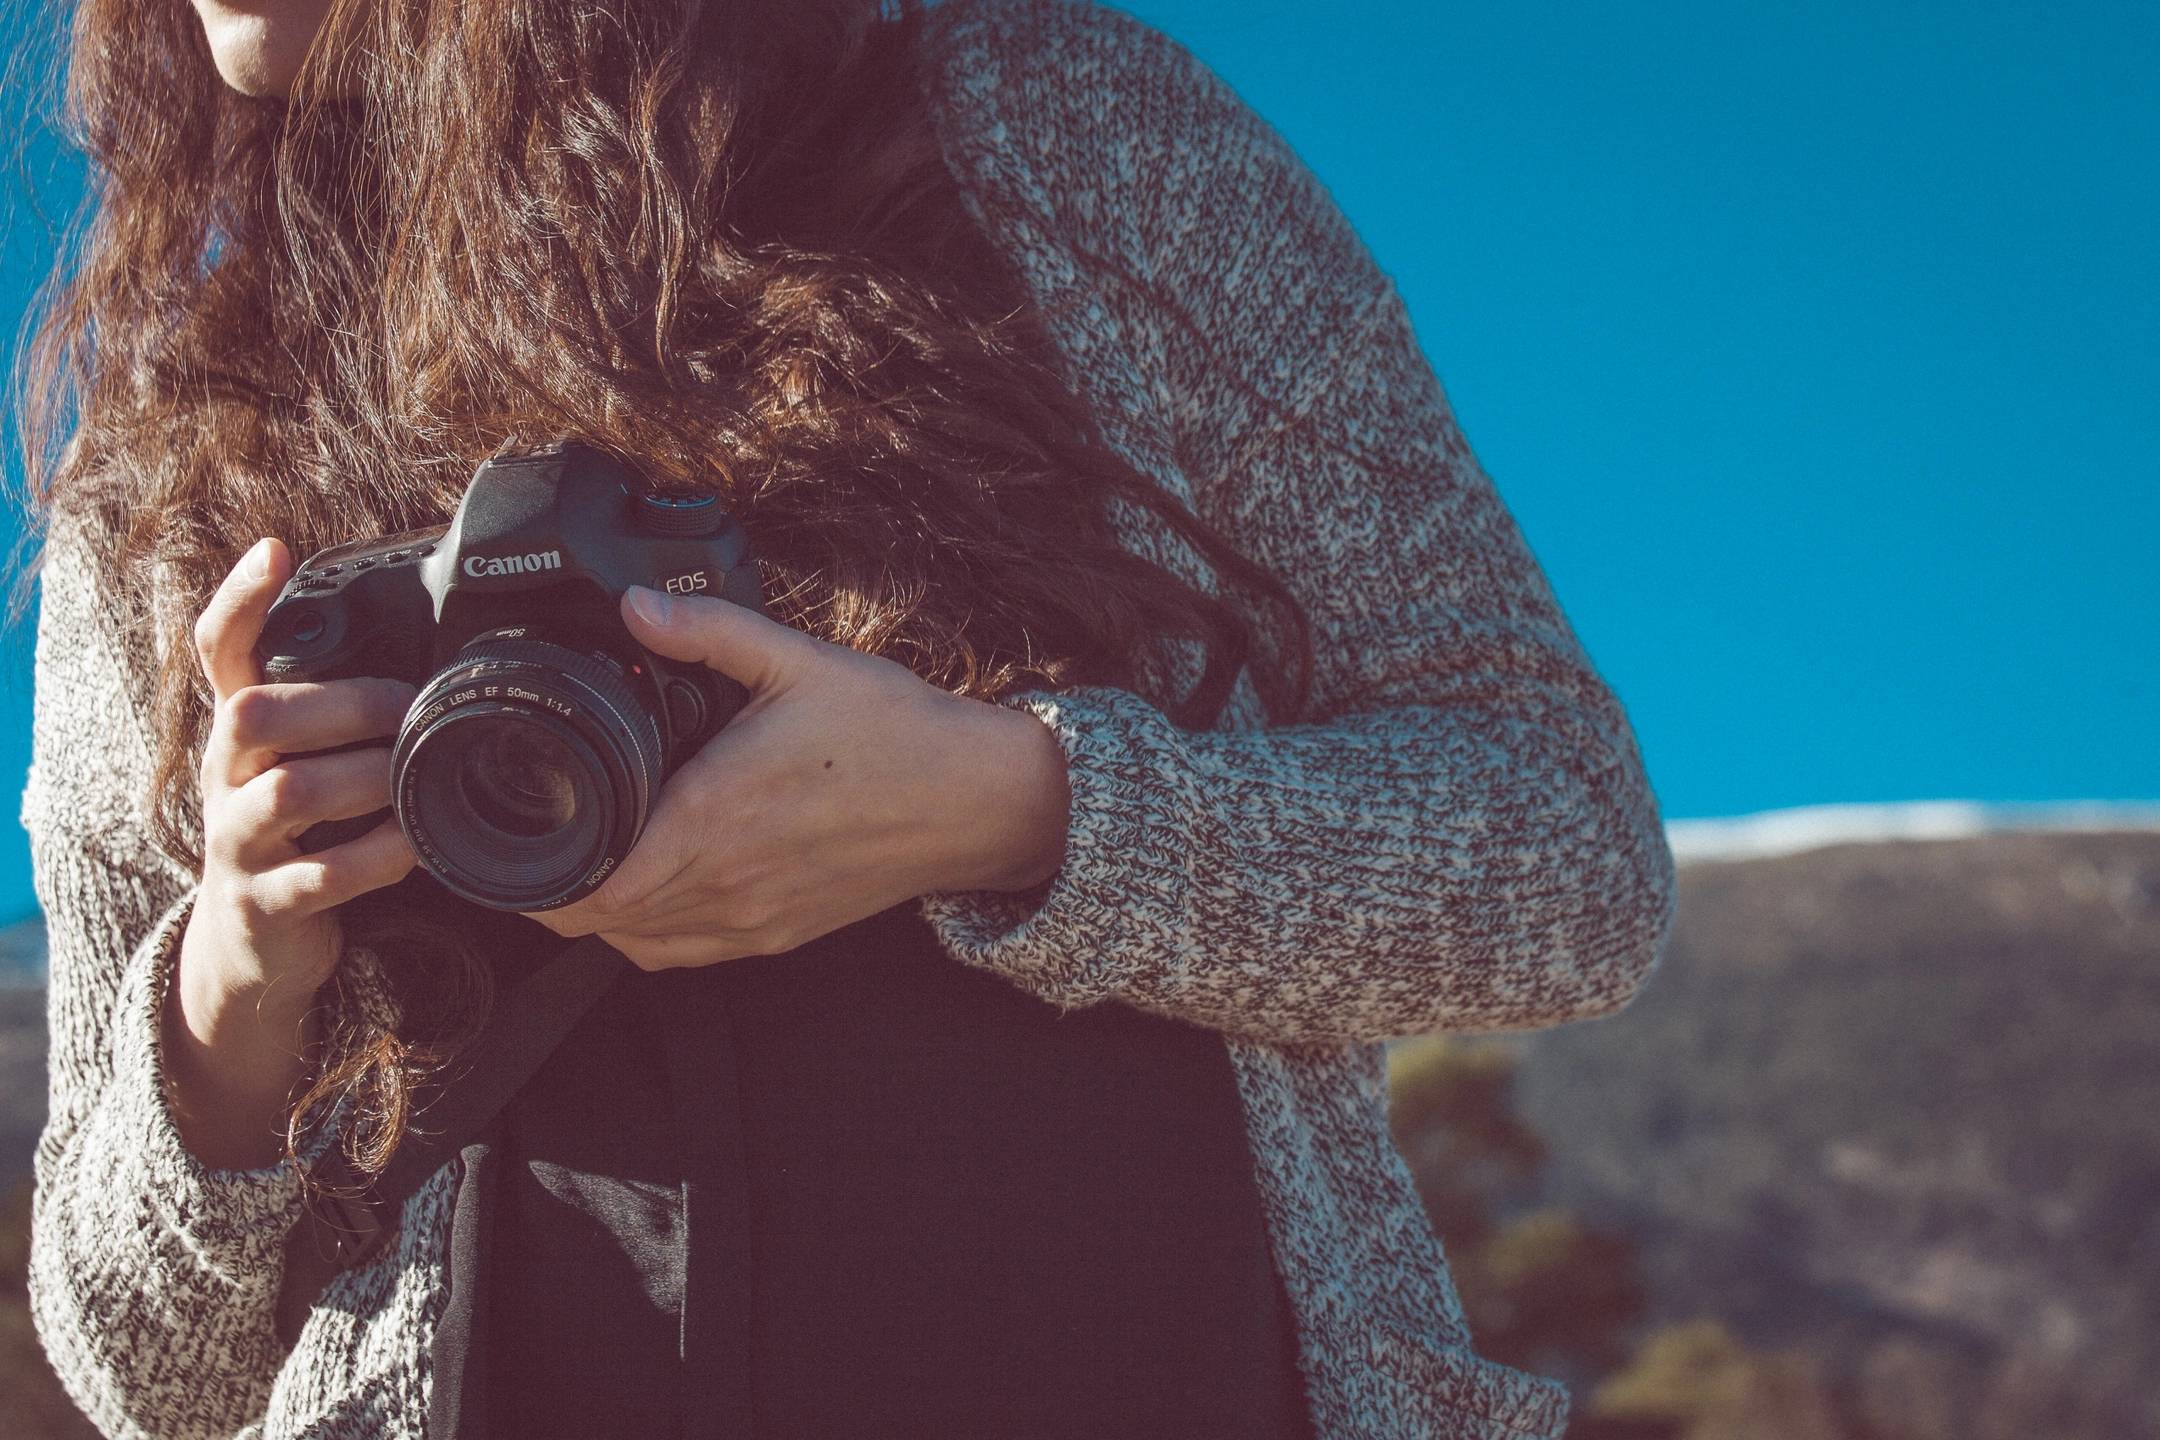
[522, 585, 1072, 971]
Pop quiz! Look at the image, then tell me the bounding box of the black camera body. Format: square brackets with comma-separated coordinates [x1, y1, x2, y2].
[255, 440, 765, 913]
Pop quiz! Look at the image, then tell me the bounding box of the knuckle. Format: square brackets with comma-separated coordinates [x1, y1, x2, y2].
[232, 870, 283, 921]
[740, 923, 789, 960]
[224, 686, 279, 747]
[285, 864, 335, 913]
[192, 609, 221, 667]
[203, 810, 244, 867]
[260, 763, 310, 816]
[248, 874, 298, 922]
[730, 889, 782, 937]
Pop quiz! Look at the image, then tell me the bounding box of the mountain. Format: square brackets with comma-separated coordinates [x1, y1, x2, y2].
[1665, 797, 2160, 862]
[1507, 826, 2160, 1439]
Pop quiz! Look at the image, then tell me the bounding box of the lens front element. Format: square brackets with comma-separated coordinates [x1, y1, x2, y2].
[457, 720, 584, 839]
[393, 634, 665, 911]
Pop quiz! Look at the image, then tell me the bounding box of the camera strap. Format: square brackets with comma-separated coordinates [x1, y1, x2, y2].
[274, 932, 633, 1349]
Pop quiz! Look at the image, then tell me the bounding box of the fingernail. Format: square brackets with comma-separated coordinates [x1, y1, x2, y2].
[245, 538, 273, 582]
[626, 585, 672, 627]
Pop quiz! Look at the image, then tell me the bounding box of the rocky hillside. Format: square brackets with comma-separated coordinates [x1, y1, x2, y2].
[1507, 829, 2160, 1439]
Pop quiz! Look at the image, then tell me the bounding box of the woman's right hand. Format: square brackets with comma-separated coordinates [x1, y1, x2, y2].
[164, 536, 420, 1170]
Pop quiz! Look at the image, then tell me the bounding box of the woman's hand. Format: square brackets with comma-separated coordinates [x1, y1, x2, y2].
[522, 585, 1072, 971]
[167, 536, 420, 1168]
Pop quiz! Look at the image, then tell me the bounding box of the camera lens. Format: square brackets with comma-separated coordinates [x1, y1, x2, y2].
[458, 723, 582, 838]
[392, 633, 666, 911]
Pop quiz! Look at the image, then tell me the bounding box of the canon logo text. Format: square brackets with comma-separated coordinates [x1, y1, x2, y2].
[463, 550, 564, 578]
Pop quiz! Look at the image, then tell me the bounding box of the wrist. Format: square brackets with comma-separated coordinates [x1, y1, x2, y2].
[176, 914, 321, 1045]
[974, 701, 1071, 894]
[162, 956, 321, 1171]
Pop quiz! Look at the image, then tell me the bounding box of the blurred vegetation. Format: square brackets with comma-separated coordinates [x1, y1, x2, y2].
[1587, 1320, 1844, 1440]
[1388, 1038, 1641, 1383]
[1389, 1035, 1850, 1440]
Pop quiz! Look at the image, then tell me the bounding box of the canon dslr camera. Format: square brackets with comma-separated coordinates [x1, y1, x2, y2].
[254, 439, 765, 913]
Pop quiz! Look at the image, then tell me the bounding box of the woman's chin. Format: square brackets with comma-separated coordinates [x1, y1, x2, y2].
[194, 6, 325, 98]
[209, 55, 302, 99]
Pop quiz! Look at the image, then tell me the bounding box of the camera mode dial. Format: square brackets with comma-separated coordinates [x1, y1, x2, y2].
[635, 489, 727, 538]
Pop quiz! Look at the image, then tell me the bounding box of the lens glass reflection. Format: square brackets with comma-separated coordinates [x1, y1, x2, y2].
[458, 724, 581, 839]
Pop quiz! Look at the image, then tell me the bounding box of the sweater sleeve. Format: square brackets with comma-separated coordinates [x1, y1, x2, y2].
[914, 0, 1678, 1044]
[22, 517, 317, 1439]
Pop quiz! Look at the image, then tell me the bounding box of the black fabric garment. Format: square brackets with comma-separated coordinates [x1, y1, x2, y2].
[486, 969, 685, 1439]
[441, 898, 1315, 1440]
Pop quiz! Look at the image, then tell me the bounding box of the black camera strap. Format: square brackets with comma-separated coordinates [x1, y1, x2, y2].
[275, 932, 633, 1349]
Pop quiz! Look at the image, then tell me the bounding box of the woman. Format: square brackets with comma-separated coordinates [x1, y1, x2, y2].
[19, 0, 1676, 1436]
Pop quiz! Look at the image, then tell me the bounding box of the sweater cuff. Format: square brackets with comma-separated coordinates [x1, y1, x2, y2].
[116, 888, 333, 1287]
[916, 685, 1198, 1011]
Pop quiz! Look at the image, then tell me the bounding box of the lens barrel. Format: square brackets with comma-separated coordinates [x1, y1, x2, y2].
[392, 634, 665, 911]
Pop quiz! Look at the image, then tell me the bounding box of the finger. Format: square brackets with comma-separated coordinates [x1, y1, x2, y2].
[513, 829, 694, 938]
[620, 586, 812, 695]
[596, 854, 773, 936]
[601, 929, 747, 973]
[521, 906, 594, 940]
[212, 677, 418, 789]
[526, 768, 755, 936]
[225, 746, 397, 868]
[581, 813, 709, 919]
[249, 817, 417, 923]
[194, 537, 292, 704]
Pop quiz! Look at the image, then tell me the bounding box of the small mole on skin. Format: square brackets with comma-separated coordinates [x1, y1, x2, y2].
[824, 759, 833, 769]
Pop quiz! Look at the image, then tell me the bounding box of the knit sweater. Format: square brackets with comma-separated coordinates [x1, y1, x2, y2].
[23, 1, 1677, 1436]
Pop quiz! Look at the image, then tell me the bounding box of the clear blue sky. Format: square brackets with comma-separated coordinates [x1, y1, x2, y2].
[0, 0, 2153, 920]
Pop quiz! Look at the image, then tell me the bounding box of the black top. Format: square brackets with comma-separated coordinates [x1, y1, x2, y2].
[443, 900, 1314, 1440]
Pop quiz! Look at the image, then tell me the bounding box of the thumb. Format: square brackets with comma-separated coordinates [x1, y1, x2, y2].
[621, 585, 809, 693]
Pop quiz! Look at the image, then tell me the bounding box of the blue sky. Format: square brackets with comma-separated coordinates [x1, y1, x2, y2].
[0, 0, 2153, 920]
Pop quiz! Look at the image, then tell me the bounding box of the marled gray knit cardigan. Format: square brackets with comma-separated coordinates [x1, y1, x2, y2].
[24, 1, 1676, 1435]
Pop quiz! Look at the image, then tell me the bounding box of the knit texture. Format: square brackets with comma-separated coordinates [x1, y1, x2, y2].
[23, 1, 1676, 1436]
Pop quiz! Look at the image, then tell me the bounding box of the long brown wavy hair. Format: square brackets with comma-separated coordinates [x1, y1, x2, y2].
[14, 0, 1315, 1176]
